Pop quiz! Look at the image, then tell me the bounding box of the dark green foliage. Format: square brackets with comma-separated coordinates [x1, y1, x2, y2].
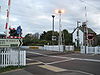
[23, 33, 49, 46]
[40, 31, 59, 45]
[23, 29, 74, 46]
[62, 29, 73, 45]
[23, 34, 34, 45]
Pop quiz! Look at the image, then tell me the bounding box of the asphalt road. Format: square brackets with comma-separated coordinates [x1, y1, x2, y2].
[1, 49, 100, 75]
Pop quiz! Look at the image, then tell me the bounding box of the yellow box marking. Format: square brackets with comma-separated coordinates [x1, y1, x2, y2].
[26, 58, 33, 61]
[29, 46, 39, 49]
[38, 65, 66, 72]
[27, 62, 42, 65]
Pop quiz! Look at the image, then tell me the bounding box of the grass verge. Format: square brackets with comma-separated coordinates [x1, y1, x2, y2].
[0, 66, 25, 73]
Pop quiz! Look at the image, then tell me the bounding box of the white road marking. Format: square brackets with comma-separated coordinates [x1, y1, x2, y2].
[27, 61, 43, 65]
[38, 64, 67, 72]
[27, 51, 48, 56]
[27, 51, 94, 75]
[74, 58, 100, 62]
[46, 59, 74, 65]
[27, 51, 100, 63]
[38, 64, 94, 75]
[67, 69, 94, 75]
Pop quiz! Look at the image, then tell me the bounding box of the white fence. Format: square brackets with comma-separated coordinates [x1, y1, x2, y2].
[81, 46, 100, 54]
[0, 48, 26, 67]
[21, 46, 29, 49]
[44, 45, 74, 52]
[21, 46, 44, 50]
[21, 45, 74, 52]
[65, 46, 74, 51]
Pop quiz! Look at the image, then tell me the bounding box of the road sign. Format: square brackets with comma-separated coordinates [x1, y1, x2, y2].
[87, 33, 94, 40]
[52, 36, 57, 41]
[19, 39, 23, 46]
[17, 26, 22, 34]
[0, 39, 22, 48]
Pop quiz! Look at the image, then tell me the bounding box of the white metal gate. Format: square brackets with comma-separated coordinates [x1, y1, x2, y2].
[0, 48, 26, 67]
[81, 46, 100, 54]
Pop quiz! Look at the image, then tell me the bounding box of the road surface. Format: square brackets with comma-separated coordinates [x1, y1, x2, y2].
[1, 49, 100, 75]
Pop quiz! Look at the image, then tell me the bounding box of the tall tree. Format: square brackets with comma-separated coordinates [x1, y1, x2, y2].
[23, 29, 73, 46]
[40, 31, 59, 45]
[23, 34, 34, 45]
[62, 29, 73, 45]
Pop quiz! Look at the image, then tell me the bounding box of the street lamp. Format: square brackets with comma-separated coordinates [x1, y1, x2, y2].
[52, 15, 55, 32]
[52, 15, 55, 45]
[55, 9, 65, 52]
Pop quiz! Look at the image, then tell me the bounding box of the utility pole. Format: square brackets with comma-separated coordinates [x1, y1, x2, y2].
[82, 6, 88, 54]
[84, 6, 88, 54]
[83, 22, 87, 54]
[77, 21, 80, 49]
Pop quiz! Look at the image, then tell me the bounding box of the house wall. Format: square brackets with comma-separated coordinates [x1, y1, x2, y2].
[73, 29, 84, 47]
[79, 30, 84, 46]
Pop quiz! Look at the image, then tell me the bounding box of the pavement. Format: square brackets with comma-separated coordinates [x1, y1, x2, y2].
[0, 49, 100, 75]
[0, 69, 34, 75]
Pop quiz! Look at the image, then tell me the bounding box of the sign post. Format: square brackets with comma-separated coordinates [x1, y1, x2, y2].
[16, 26, 22, 67]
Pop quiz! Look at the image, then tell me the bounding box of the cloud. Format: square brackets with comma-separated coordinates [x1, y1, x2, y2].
[0, 0, 100, 36]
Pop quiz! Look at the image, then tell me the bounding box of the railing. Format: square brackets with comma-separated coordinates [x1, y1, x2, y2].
[0, 48, 26, 67]
[81, 46, 100, 54]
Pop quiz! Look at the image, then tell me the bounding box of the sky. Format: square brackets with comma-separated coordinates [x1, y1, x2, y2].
[0, 0, 100, 36]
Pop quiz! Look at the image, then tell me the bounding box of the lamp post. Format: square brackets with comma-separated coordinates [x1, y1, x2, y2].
[52, 15, 55, 45]
[52, 15, 55, 32]
[55, 9, 64, 52]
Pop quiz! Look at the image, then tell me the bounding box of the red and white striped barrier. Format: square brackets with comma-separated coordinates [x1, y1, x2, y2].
[5, 0, 11, 38]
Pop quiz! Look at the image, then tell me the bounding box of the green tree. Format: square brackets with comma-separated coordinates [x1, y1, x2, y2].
[40, 31, 46, 40]
[40, 31, 59, 45]
[23, 29, 73, 46]
[62, 29, 73, 45]
[23, 34, 34, 45]
[23, 33, 49, 46]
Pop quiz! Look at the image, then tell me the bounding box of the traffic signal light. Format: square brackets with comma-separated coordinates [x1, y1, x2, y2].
[88, 36, 94, 40]
[9, 29, 18, 36]
[9, 26, 22, 39]
[88, 34, 94, 40]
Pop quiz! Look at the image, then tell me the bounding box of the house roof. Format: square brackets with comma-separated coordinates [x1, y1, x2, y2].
[79, 26, 96, 34]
